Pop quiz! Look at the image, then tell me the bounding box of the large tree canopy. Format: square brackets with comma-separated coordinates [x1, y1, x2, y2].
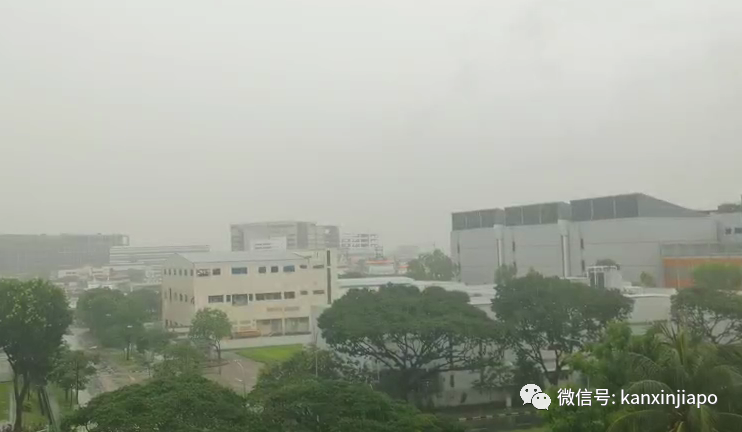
[672, 262, 742, 344]
[0, 278, 73, 431]
[62, 374, 266, 432]
[405, 249, 458, 281]
[318, 284, 503, 399]
[189, 308, 231, 370]
[257, 378, 464, 432]
[76, 287, 147, 348]
[492, 272, 633, 385]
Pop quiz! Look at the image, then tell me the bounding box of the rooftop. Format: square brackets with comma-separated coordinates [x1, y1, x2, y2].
[177, 251, 311, 264]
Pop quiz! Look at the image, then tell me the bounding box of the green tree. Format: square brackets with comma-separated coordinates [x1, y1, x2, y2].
[254, 345, 373, 396]
[153, 340, 207, 378]
[672, 262, 742, 345]
[189, 308, 231, 373]
[50, 346, 98, 406]
[61, 374, 265, 432]
[595, 258, 620, 269]
[691, 262, 742, 291]
[492, 272, 633, 385]
[0, 279, 73, 432]
[75, 288, 147, 350]
[639, 271, 657, 287]
[257, 378, 464, 432]
[318, 284, 503, 401]
[607, 325, 742, 432]
[494, 263, 518, 286]
[127, 287, 162, 321]
[406, 249, 458, 281]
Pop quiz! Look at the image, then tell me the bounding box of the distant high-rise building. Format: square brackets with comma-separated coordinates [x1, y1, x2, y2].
[0, 233, 129, 278]
[230, 221, 339, 252]
[340, 232, 382, 257]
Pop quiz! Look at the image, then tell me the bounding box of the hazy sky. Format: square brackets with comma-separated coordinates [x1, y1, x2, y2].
[2, 0, 742, 251]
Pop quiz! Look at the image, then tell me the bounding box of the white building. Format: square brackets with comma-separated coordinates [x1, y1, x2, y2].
[231, 221, 340, 252]
[340, 232, 382, 255]
[161, 249, 338, 341]
[249, 237, 288, 251]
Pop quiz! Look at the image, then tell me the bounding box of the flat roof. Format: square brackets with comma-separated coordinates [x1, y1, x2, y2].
[177, 251, 310, 264]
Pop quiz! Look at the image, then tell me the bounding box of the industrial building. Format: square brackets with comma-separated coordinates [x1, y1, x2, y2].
[109, 244, 210, 282]
[161, 249, 338, 339]
[451, 193, 742, 287]
[230, 221, 340, 252]
[0, 233, 129, 278]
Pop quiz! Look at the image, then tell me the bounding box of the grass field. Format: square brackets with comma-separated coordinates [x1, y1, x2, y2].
[0, 381, 10, 421]
[235, 344, 303, 365]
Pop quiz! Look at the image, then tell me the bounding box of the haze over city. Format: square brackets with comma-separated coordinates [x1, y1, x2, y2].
[2, 0, 742, 251]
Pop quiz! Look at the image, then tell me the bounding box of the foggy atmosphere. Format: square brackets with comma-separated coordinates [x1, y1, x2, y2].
[1, 1, 742, 432]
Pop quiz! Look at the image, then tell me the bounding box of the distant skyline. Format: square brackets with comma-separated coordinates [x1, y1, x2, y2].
[2, 1, 742, 252]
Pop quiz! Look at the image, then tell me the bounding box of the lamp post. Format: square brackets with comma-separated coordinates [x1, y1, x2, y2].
[125, 325, 133, 360]
[234, 360, 247, 398]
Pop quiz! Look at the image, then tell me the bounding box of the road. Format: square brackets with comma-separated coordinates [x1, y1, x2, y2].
[63, 327, 93, 407]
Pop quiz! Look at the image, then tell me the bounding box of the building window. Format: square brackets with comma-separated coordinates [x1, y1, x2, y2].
[231, 267, 248, 275]
[197, 269, 210, 277]
[581, 260, 586, 273]
[191, 297, 194, 304]
[312, 290, 325, 295]
[283, 265, 296, 273]
[190, 269, 194, 276]
[232, 294, 248, 306]
[736, 228, 742, 234]
[169, 288, 172, 300]
[226, 295, 232, 302]
[300, 264, 308, 269]
[300, 290, 308, 295]
[512, 241, 516, 253]
[259, 267, 267, 274]
[213, 268, 221, 276]
[270, 266, 278, 273]
[284, 291, 296, 299]
[208, 295, 224, 303]
[313, 264, 325, 269]
[179, 293, 183, 301]
[255, 292, 282, 301]
[580, 239, 585, 249]
[726, 228, 733, 235]
[248, 294, 254, 301]
[184, 295, 188, 302]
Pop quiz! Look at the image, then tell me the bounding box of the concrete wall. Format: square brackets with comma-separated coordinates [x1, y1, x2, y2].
[575, 217, 717, 285]
[452, 228, 498, 285]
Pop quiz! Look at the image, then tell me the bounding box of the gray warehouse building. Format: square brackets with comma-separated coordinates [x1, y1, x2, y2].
[451, 193, 742, 287]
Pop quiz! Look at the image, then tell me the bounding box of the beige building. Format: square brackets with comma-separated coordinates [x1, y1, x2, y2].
[161, 249, 338, 338]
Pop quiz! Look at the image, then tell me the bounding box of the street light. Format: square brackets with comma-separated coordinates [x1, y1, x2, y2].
[125, 325, 134, 360]
[234, 378, 246, 399]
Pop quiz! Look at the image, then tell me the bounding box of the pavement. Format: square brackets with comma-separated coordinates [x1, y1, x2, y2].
[204, 351, 262, 397]
[63, 328, 93, 407]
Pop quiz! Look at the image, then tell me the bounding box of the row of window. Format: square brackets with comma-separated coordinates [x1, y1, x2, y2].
[724, 227, 742, 235]
[207, 290, 325, 304]
[164, 264, 325, 277]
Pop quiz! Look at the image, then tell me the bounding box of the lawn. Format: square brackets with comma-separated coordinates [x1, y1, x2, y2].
[0, 381, 10, 422]
[235, 344, 303, 365]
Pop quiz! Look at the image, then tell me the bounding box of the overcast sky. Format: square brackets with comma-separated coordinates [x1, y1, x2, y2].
[2, 0, 742, 251]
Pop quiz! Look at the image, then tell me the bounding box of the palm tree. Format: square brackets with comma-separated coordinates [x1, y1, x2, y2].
[608, 324, 742, 432]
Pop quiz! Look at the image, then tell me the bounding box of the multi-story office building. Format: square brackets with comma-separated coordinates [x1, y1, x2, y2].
[230, 221, 339, 252]
[109, 244, 210, 282]
[0, 233, 129, 278]
[161, 249, 338, 338]
[451, 193, 742, 287]
[340, 232, 382, 256]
